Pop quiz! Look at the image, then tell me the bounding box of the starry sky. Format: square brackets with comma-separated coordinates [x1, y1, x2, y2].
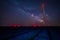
[0, 0, 60, 26]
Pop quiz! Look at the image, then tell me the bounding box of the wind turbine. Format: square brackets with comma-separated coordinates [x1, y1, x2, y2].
[41, 2, 47, 26]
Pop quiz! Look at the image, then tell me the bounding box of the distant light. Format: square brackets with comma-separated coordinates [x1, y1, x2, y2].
[32, 24, 37, 27]
[46, 14, 48, 16]
[9, 24, 21, 27]
[31, 14, 34, 17]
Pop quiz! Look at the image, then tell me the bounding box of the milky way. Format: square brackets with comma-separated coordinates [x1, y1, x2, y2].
[0, 0, 60, 26]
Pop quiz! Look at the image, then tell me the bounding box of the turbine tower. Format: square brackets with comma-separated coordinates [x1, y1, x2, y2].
[41, 2, 47, 26]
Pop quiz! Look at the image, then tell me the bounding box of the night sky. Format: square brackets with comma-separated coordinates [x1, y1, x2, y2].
[0, 0, 60, 26]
